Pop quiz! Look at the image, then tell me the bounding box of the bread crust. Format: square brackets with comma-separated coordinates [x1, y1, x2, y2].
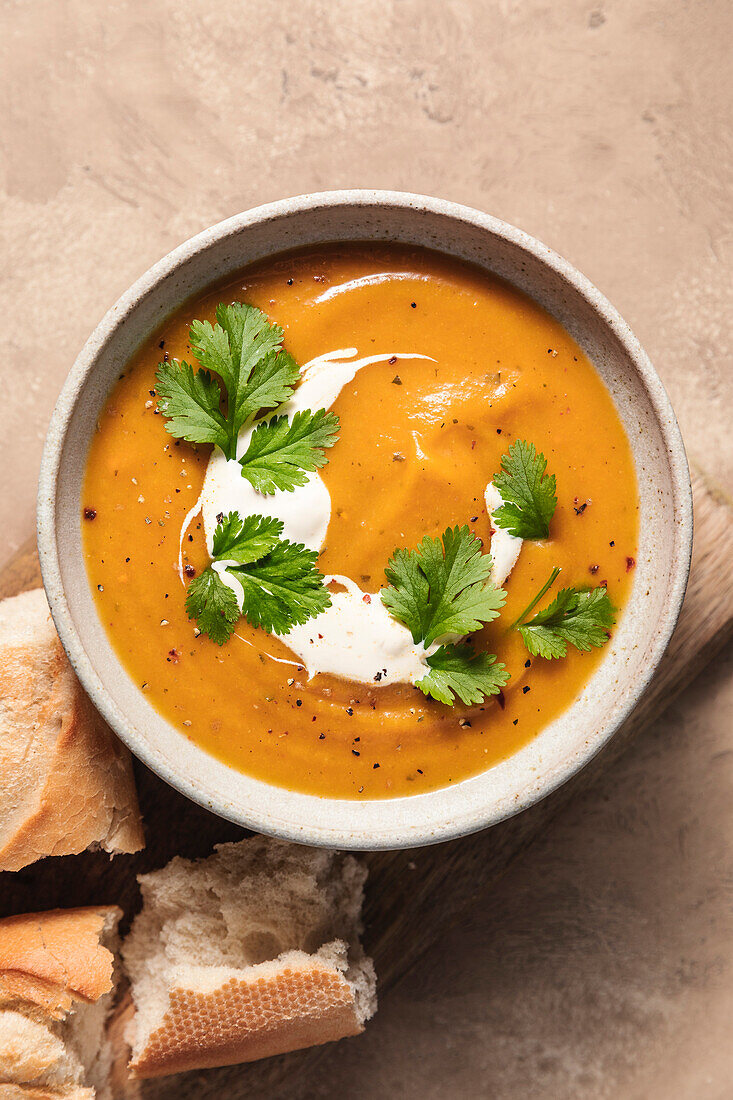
[130, 954, 362, 1078]
[0, 908, 121, 1019]
[0, 589, 144, 872]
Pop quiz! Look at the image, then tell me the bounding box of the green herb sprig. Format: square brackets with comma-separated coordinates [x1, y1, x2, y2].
[156, 302, 301, 461]
[381, 526, 509, 705]
[238, 408, 340, 495]
[416, 644, 509, 707]
[491, 439, 557, 540]
[186, 512, 331, 645]
[156, 301, 338, 642]
[511, 568, 616, 659]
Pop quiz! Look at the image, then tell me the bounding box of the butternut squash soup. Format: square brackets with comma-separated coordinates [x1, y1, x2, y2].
[83, 244, 638, 799]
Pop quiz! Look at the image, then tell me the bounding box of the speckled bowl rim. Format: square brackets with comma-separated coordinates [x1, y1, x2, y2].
[37, 190, 693, 850]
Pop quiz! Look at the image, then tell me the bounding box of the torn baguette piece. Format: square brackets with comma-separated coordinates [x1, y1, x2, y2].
[0, 588, 144, 872]
[0, 907, 121, 1099]
[123, 838, 377, 1078]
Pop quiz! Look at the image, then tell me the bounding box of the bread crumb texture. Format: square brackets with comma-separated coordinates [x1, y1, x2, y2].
[124, 837, 377, 1078]
[0, 589, 144, 872]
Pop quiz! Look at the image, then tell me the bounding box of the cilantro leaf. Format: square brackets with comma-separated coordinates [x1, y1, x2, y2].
[155, 362, 229, 451]
[191, 302, 285, 406]
[225, 539, 331, 635]
[380, 545, 429, 643]
[214, 301, 284, 386]
[239, 409, 340, 495]
[492, 440, 557, 539]
[416, 644, 509, 706]
[185, 568, 240, 645]
[204, 303, 298, 432]
[160, 302, 299, 459]
[186, 511, 331, 642]
[187, 317, 234, 387]
[381, 525, 506, 647]
[211, 511, 284, 563]
[234, 349, 301, 428]
[518, 585, 616, 659]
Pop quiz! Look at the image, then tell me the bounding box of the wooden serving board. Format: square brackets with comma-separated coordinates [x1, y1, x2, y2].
[1, 466, 732, 1099]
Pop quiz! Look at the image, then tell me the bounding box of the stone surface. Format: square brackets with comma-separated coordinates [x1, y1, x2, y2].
[1, 0, 731, 1095]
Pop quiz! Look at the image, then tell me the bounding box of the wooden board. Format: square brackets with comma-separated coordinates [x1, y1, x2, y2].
[1, 466, 732, 1099]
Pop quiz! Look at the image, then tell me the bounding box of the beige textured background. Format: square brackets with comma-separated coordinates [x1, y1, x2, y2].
[2, 1, 732, 1096]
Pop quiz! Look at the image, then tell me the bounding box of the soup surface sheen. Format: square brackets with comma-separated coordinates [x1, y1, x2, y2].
[83, 244, 638, 799]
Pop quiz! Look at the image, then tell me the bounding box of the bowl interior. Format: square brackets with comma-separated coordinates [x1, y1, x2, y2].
[38, 193, 692, 850]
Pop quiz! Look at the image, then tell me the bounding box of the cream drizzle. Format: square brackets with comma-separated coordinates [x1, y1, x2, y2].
[313, 272, 431, 305]
[196, 348, 434, 560]
[484, 482, 523, 587]
[179, 347, 524, 687]
[283, 576, 433, 685]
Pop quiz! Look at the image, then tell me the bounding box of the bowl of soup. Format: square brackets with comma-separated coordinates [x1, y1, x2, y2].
[37, 191, 692, 849]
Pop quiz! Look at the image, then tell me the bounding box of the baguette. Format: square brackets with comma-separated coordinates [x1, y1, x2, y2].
[0, 589, 144, 872]
[0, 907, 121, 1099]
[123, 838, 377, 1078]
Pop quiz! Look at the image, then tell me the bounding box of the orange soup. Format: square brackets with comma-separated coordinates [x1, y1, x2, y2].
[83, 244, 638, 798]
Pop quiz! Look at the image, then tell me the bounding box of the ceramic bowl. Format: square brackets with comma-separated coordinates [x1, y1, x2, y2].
[37, 190, 692, 850]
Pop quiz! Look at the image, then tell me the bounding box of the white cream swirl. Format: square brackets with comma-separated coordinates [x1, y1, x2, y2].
[182, 348, 523, 686]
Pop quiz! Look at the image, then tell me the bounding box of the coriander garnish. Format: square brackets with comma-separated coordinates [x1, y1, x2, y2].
[155, 300, 340, 643]
[238, 408, 340, 495]
[506, 566, 562, 632]
[156, 302, 307, 461]
[511, 568, 616, 659]
[381, 525, 506, 647]
[416, 643, 509, 707]
[491, 439, 557, 539]
[186, 511, 330, 645]
[381, 525, 509, 706]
